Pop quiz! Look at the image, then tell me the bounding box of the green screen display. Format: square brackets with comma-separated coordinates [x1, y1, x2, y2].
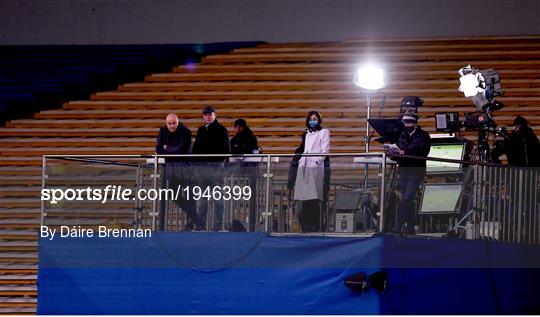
[426, 144, 464, 173]
[420, 184, 462, 213]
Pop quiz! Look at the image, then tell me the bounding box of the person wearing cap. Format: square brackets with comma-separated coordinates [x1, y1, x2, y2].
[192, 105, 230, 162]
[393, 110, 431, 235]
[192, 106, 230, 231]
[492, 116, 540, 167]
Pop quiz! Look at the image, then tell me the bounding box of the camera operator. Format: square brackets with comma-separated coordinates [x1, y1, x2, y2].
[391, 110, 431, 235]
[492, 116, 540, 167]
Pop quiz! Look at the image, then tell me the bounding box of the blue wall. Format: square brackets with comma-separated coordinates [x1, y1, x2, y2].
[38, 232, 540, 314]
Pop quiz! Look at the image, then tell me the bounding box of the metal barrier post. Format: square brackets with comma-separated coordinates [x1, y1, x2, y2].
[150, 155, 159, 231]
[263, 155, 273, 232]
[40, 156, 48, 227]
[526, 169, 532, 244]
[133, 164, 144, 230]
[472, 164, 480, 239]
[517, 169, 524, 243]
[379, 152, 386, 232]
[533, 168, 540, 243]
[512, 168, 518, 243]
[534, 169, 539, 244]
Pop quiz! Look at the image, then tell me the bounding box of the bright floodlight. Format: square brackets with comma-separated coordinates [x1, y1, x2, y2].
[353, 64, 386, 91]
[458, 65, 484, 98]
[457, 64, 503, 111]
[458, 73, 482, 97]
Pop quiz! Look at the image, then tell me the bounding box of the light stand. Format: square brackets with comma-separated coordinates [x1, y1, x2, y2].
[353, 63, 386, 203]
[365, 94, 372, 153]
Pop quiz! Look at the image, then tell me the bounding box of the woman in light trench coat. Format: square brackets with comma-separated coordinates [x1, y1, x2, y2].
[292, 111, 331, 232]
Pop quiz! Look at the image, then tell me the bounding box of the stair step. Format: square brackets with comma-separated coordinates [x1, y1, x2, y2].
[0, 199, 41, 209]
[0, 242, 37, 248]
[0, 253, 37, 260]
[0, 264, 38, 272]
[0, 230, 38, 241]
[0, 284, 37, 297]
[0, 241, 38, 253]
[0, 307, 36, 314]
[0, 212, 41, 219]
[0, 167, 41, 176]
[0, 157, 43, 166]
[0, 275, 37, 285]
[0, 296, 37, 303]
[0, 275, 37, 280]
[0, 188, 40, 198]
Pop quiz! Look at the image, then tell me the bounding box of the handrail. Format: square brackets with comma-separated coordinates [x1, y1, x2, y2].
[45, 156, 140, 167]
[43, 152, 384, 158]
[43, 152, 513, 168]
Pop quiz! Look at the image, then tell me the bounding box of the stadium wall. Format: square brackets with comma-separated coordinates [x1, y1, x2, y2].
[1, 0, 539, 45]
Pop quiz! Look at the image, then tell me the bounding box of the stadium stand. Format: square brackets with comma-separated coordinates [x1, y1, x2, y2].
[1, 35, 540, 313]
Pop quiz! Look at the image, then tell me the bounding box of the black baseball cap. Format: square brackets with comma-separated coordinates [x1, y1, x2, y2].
[202, 105, 215, 114]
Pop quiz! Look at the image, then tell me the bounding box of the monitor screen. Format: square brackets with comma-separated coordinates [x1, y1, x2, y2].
[435, 113, 448, 130]
[435, 112, 460, 132]
[419, 183, 462, 214]
[333, 191, 363, 211]
[426, 143, 465, 173]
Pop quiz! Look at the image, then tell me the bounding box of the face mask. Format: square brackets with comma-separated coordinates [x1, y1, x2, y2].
[308, 119, 318, 128]
[404, 126, 415, 133]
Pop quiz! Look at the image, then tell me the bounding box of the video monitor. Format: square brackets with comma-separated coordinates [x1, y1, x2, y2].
[435, 112, 460, 132]
[426, 143, 465, 174]
[333, 191, 363, 211]
[419, 183, 462, 214]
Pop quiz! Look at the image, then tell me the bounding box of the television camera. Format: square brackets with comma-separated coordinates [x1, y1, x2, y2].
[434, 65, 505, 162]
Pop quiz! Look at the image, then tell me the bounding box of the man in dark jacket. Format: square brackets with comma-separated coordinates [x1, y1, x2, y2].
[155, 113, 201, 230]
[393, 110, 431, 235]
[155, 113, 192, 160]
[192, 106, 230, 162]
[396, 114, 431, 168]
[192, 106, 230, 230]
[230, 119, 259, 155]
[230, 119, 260, 232]
[492, 116, 540, 167]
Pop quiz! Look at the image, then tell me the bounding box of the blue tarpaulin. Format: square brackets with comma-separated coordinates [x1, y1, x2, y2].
[38, 232, 540, 314]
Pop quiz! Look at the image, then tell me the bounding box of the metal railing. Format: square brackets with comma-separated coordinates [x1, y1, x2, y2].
[467, 164, 539, 244]
[40, 152, 539, 244]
